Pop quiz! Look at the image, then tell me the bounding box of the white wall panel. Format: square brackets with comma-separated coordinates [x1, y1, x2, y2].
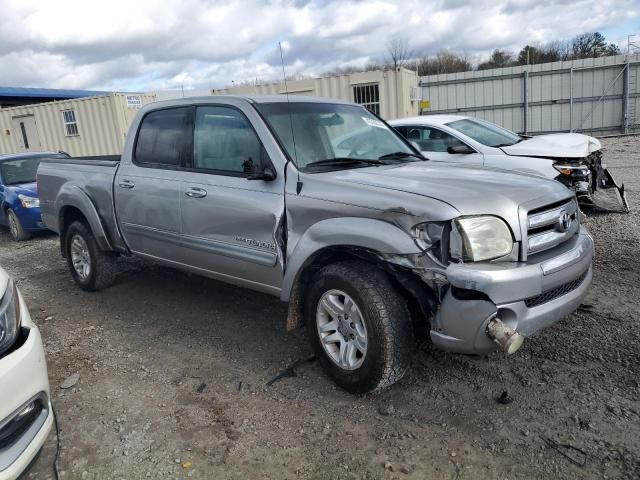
[420, 54, 640, 135]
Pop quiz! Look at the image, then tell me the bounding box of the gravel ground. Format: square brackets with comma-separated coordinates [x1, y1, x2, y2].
[2, 135, 639, 480]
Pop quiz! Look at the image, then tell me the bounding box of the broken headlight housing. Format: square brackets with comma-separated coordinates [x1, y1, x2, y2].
[410, 221, 450, 263]
[0, 279, 21, 355]
[553, 162, 590, 178]
[451, 216, 514, 262]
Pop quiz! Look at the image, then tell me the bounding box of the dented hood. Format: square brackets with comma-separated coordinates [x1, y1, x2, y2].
[500, 133, 601, 158]
[332, 162, 570, 219]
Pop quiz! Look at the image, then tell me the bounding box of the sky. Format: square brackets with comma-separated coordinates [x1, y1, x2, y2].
[0, 0, 639, 93]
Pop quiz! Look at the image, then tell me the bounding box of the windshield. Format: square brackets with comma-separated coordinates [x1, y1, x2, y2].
[0, 157, 42, 185]
[255, 102, 416, 170]
[446, 118, 521, 147]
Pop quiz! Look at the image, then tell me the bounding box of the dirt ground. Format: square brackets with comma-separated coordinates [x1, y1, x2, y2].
[2, 135, 639, 480]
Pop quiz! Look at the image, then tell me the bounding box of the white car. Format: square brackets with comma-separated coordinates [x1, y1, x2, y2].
[0, 267, 52, 479]
[390, 115, 628, 212]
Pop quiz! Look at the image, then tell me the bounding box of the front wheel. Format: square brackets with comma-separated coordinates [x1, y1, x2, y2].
[65, 221, 119, 291]
[305, 261, 414, 394]
[7, 209, 31, 241]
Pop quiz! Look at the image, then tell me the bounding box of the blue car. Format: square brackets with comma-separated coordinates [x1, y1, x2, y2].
[0, 152, 68, 241]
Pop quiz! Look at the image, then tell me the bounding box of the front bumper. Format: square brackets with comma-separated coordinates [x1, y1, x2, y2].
[560, 165, 628, 213]
[11, 205, 47, 232]
[431, 227, 593, 354]
[0, 294, 52, 480]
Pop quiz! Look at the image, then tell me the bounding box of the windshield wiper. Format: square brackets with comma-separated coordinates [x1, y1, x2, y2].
[378, 151, 425, 161]
[305, 158, 388, 169]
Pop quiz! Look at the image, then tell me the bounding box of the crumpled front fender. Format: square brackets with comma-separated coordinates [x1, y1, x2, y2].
[280, 217, 421, 302]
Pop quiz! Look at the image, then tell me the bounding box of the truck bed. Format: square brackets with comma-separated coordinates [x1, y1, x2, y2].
[37, 155, 126, 252]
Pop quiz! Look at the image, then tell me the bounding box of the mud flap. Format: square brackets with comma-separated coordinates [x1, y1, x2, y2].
[582, 168, 629, 213]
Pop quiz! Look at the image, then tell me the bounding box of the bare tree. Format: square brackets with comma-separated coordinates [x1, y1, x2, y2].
[387, 38, 413, 69]
[415, 50, 473, 75]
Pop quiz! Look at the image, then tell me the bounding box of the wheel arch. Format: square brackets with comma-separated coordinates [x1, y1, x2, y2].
[1, 200, 10, 216]
[282, 217, 436, 332]
[56, 186, 112, 256]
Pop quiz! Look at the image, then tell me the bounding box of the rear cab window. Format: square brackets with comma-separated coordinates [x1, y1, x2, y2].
[134, 107, 190, 167]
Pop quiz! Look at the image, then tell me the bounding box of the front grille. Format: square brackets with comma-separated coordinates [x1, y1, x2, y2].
[526, 198, 579, 255]
[524, 269, 589, 308]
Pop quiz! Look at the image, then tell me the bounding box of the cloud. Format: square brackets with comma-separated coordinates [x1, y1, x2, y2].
[0, 0, 638, 91]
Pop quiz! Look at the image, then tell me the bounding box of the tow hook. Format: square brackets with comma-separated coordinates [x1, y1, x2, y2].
[486, 318, 524, 355]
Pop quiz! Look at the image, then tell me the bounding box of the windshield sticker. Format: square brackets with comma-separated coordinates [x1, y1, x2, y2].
[362, 117, 386, 129]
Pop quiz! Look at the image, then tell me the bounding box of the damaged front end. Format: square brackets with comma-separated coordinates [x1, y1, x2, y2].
[380, 204, 593, 356]
[553, 151, 628, 213]
[380, 216, 527, 356]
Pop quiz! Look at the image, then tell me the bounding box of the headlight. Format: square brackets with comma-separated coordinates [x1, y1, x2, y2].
[18, 194, 40, 208]
[452, 216, 514, 262]
[0, 279, 21, 354]
[553, 163, 590, 177]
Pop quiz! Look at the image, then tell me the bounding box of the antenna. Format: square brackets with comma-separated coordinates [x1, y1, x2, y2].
[279, 41, 302, 194]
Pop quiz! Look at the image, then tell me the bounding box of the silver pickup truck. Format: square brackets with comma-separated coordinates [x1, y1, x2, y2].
[37, 96, 594, 393]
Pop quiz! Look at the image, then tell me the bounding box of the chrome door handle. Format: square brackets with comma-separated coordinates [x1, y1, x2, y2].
[118, 180, 135, 189]
[185, 187, 207, 198]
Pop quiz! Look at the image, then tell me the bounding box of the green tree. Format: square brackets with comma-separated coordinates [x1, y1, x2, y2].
[571, 32, 608, 58]
[517, 45, 542, 64]
[478, 49, 515, 70]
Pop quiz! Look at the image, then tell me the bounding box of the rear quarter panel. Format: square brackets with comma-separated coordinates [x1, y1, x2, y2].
[37, 159, 126, 251]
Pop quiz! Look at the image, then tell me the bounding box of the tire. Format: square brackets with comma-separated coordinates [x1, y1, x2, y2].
[64, 221, 118, 291]
[7, 209, 31, 241]
[305, 261, 414, 394]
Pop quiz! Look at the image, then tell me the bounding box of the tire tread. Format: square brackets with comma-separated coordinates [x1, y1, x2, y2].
[65, 221, 119, 291]
[307, 260, 414, 393]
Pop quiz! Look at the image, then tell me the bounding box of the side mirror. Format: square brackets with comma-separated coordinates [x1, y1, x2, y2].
[447, 144, 474, 154]
[243, 157, 277, 181]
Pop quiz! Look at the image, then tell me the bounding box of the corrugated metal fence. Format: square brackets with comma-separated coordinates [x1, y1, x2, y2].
[420, 54, 640, 135]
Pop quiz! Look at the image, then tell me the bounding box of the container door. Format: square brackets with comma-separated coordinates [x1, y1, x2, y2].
[11, 116, 42, 152]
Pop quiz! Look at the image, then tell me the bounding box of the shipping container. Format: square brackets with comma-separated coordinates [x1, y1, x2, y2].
[0, 93, 157, 156]
[212, 68, 420, 120]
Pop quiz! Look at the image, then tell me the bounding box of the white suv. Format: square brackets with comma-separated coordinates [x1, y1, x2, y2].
[0, 267, 52, 479]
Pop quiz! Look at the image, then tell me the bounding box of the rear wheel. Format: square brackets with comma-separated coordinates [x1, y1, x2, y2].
[7, 209, 30, 241]
[64, 221, 118, 291]
[305, 261, 414, 394]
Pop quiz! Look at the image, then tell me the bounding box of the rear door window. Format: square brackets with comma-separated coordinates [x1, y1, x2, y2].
[135, 107, 189, 167]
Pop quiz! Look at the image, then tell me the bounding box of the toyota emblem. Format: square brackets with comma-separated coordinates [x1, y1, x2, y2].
[556, 209, 572, 232]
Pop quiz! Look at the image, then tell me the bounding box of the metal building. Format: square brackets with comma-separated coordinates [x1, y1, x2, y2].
[212, 68, 420, 120]
[0, 93, 156, 156]
[0, 86, 108, 108]
[419, 53, 640, 135]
